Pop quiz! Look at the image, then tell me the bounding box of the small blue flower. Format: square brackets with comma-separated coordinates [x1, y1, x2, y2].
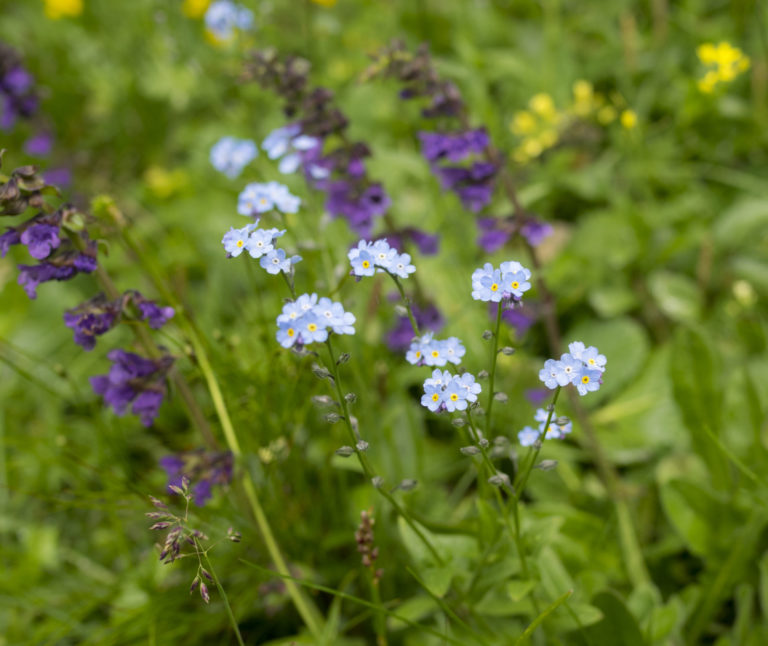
[260, 248, 301, 274]
[238, 183, 275, 216]
[501, 269, 531, 299]
[443, 380, 469, 412]
[264, 181, 301, 213]
[441, 337, 466, 366]
[369, 239, 396, 271]
[297, 314, 328, 344]
[210, 137, 258, 179]
[405, 334, 431, 365]
[246, 228, 280, 258]
[518, 426, 540, 447]
[390, 251, 416, 279]
[421, 383, 444, 412]
[473, 260, 533, 302]
[276, 320, 300, 348]
[534, 408, 572, 439]
[569, 341, 606, 373]
[205, 1, 254, 40]
[263, 124, 301, 160]
[471, 266, 504, 302]
[558, 353, 583, 385]
[456, 372, 481, 402]
[348, 241, 376, 277]
[313, 298, 355, 335]
[222, 223, 257, 257]
[575, 367, 602, 396]
[425, 368, 452, 389]
[538, 358, 569, 389]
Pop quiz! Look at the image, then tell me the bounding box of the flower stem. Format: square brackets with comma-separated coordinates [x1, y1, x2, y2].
[197, 544, 246, 646]
[324, 337, 444, 565]
[514, 387, 561, 499]
[389, 273, 421, 337]
[485, 301, 503, 436]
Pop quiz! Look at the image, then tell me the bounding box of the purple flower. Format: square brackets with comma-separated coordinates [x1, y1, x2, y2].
[137, 300, 175, 329]
[20, 223, 61, 259]
[477, 217, 511, 253]
[90, 349, 173, 426]
[23, 132, 53, 157]
[64, 295, 121, 351]
[418, 129, 489, 163]
[43, 167, 72, 188]
[3, 66, 32, 94]
[525, 388, 550, 406]
[325, 180, 391, 236]
[499, 303, 535, 337]
[521, 219, 553, 247]
[17, 244, 97, 299]
[0, 228, 21, 257]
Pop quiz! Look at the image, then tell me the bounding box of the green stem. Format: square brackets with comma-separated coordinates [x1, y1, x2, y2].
[280, 269, 297, 299]
[370, 573, 387, 646]
[514, 387, 561, 498]
[389, 273, 421, 337]
[485, 302, 503, 436]
[199, 546, 246, 646]
[324, 337, 444, 565]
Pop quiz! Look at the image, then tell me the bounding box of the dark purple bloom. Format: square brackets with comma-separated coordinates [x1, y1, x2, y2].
[386, 303, 445, 351]
[500, 305, 535, 337]
[64, 294, 121, 350]
[326, 180, 390, 237]
[159, 450, 234, 506]
[0, 228, 21, 257]
[17, 253, 96, 299]
[407, 228, 439, 255]
[0, 94, 15, 130]
[3, 66, 32, 94]
[90, 349, 173, 426]
[23, 132, 53, 157]
[418, 129, 489, 163]
[521, 219, 553, 247]
[477, 218, 511, 253]
[137, 300, 175, 329]
[20, 223, 61, 259]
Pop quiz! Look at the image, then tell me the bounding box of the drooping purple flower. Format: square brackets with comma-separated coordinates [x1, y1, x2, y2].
[325, 180, 391, 237]
[159, 450, 234, 506]
[23, 132, 53, 157]
[20, 223, 61, 259]
[137, 300, 175, 329]
[435, 161, 497, 212]
[17, 244, 97, 299]
[64, 294, 121, 351]
[0, 228, 21, 257]
[521, 219, 553, 247]
[477, 217, 512, 253]
[90, 349, 173, 426]
[418, 129, 489, 163]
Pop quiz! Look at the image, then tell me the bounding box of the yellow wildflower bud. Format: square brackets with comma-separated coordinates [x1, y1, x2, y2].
[597, 105, 617, 125]
[44, 0, 83, 19]
[530, 93, 556, 119]
[620, 109, 638, 130]
[511, 110, 537, 136]
[182, 0, 211, 18]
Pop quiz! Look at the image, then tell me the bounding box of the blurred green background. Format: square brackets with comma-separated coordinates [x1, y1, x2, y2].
[1, 0, 768, 644]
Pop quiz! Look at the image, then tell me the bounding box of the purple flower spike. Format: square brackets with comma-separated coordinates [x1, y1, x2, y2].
[23, 132, 53, 157]
[521, 219, 553, 247]
[90, 349, 173, 427]
[137, 300, 175, 329]
[0, 229, 21, 257]
[63, 294, 122, 351]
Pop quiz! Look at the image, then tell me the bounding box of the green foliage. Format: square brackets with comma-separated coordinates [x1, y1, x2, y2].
[2, 0, 768, 644]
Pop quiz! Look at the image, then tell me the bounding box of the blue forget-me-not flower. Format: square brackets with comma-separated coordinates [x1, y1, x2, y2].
[210, 137, 257, 179]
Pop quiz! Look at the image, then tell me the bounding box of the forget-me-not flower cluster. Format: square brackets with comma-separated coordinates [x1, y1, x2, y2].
[210, 136, 258, 179]
[221, 220, 301, 274]
[538, 341, 606, 396]
[517, 408, 573, 447]
[275, 293, 355, 348]
[238, 181, 301, 216]
[405, 332, 465, 367]
[262, 124, 329, 178]
[204, 0, 254, 41]
[421, 369, 482, 413]
[348, 239, 416, 279]
[471, 260, 532, 303]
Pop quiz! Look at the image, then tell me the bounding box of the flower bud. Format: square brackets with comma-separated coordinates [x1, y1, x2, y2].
[488, 472, 511, 487]
[460, 446, 481, 456]
[493, 392, 508, 403]
[371, 476, 384, 489]
[345, 392, 357, 403]
[398, 479, 418, 491]
[356, 440, 369, 452]
[337, 352, 351, 365]
[482, 329, 493, 340]
[451, 417, 466, 428]
[556, 416, 570, 427]
[499, 346, 516, 355]
[477, 370, 489, 379]
[335, 446, 355, 457]
[325, 412, 341, 424]
[311, 395, 336, 408]
[534, 460, 558, 471]
[200, 582, 210, 604]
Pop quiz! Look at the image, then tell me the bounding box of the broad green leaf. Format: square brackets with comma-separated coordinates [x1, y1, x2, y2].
[538, 546, 574, 601]
[712, 198, 768, 251]
[385, 595, 437, 632]
[507, 580, 537, 602]
[648, 271, 702, 323]
[582, 591, 646, 646]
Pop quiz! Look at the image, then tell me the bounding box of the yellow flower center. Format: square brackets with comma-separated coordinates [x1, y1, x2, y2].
[588, 359, 595, 365]
[581, 375, 590, 384]
[236, 240, 244, 247]
[450, 394, 459, 401]
[431, 350, 439, 358]
[511, 281, 519, 289]
[362, 260, 370, 268]
[287, 328, 295, 337]
[308, 323, 318, 332]
[415, 351, 421, 358]
[490, 283, 499, 292]
[431, 393, 439, 402]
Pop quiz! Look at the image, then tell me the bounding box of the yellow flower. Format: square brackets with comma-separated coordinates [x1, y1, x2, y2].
[529, 93, 557, 120]
[571, 79, 594, 117]
[182, 0, 211, 19]
[311, 0, 337, 6]
[538, 129, 558, 148]
[597, 105, 617, 125]
[522, 138, 544, 158]
[696, 41, 750, 93]
[510, 110, 537, 136]
[620, 109, 638, 130]
[144, 166, 188, 199]
[43, 0, 83, 19]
